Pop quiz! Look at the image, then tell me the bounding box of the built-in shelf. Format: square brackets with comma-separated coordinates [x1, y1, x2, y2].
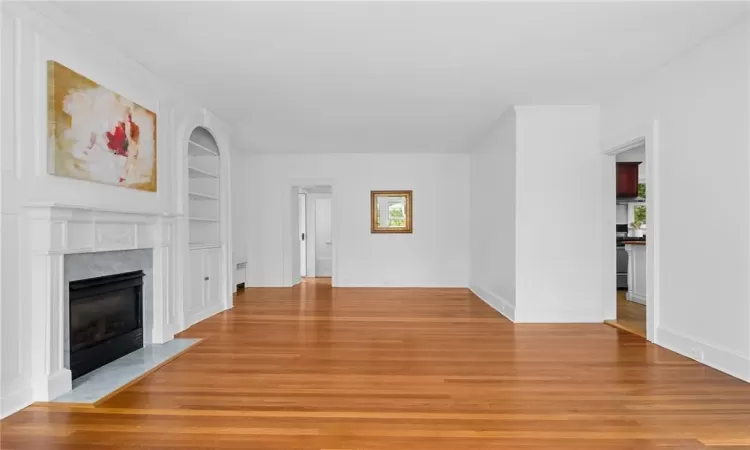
[189, 242, 221, 250]
[188, 127, 220, 258]
[188, 140, 218, 156]
[189, 216, 219, 222]
[188, 191, 218, 201]
[188, 166, 218, 178]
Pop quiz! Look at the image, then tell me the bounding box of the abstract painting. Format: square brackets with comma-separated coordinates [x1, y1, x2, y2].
[47, 61, 157, 191]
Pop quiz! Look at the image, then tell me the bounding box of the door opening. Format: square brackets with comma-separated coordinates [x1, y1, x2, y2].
[292, 185, 333, 284]
[602, 120, 659, 342]
[609, 142, 647, 338]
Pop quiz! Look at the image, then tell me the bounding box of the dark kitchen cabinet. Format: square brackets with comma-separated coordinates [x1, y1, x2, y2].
[616, 162, 640, 198]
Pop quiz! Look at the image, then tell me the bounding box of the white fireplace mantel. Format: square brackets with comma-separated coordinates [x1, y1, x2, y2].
[22, 203, 180, 402]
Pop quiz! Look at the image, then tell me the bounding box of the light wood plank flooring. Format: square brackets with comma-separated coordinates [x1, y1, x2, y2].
[2, 279, 749, 449]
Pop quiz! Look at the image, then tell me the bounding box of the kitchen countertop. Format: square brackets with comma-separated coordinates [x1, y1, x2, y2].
[622, 240, 646, 246]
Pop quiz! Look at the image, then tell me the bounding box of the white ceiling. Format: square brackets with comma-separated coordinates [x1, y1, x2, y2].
[49, 2, 748, 154]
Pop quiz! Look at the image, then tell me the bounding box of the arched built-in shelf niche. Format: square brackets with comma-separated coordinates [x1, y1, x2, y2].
[187, 127, 221, 248]
[184, 125, 226, 329]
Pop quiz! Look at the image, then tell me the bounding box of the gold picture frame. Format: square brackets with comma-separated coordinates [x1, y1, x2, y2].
[371, 190, 413, 233]
[48, 61, 158, 192]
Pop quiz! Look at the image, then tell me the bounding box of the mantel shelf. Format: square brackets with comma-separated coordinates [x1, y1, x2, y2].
[24, 202, 178, 217]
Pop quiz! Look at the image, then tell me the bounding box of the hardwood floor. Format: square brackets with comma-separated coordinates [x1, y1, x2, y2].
[605, 290, 647, 338]
[2, 280, 750, 449]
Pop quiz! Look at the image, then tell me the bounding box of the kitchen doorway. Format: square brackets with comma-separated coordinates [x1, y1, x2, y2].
[611, 144, 647, 337]
[602, 121, 660, 342]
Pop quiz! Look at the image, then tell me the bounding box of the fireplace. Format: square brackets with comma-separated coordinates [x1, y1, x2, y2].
[69, 270, 145, 379]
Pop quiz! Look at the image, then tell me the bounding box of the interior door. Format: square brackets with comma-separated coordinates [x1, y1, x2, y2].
[205, 248, 221, 308]
[299, 193, 307, 277]
[315, 197, 333, 277]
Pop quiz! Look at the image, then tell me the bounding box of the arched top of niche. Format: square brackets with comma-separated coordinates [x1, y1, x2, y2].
[189, 126, 220, 155]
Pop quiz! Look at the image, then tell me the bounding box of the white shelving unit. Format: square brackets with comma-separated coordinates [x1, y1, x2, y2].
[179, 116, 232, 333]
[188, 166, 218, 179]
[188, 192, 218, 201]
[187, 127, 221, 249]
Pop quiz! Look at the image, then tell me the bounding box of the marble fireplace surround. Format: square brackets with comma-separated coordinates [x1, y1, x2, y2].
[64, 249, 154, 370]
[24, 203, 179, 402]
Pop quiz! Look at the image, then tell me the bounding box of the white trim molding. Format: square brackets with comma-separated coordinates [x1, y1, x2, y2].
[0, 386, 34, 419]
[657, 327, 750, 382]
[625, 292, 647, 305]
[604, 136, 645, 156]
[470, 284, 515, 322]
[22, 203, 179, 402]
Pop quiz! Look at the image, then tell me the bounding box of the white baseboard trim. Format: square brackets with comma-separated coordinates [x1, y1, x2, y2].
[185, 302, 227, 329]
[469, 284, 515, 321]
[657, 326, 749, 382]
[626, 292, 647, 305]
[513, 309, 605, 323]
[1, 385, 34, 419]
[151, 324, 177, 344]
[336, 283, 468, 288]
[32, 368, 73, 402]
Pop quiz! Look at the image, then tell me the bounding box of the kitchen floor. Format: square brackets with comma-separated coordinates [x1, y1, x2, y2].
[605, 291, 646, 338]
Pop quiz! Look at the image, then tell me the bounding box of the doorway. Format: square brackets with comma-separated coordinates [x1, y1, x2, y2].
[602, 121, 659, 342]
[609, 144, 648, 337]
[291, 185, 334, 284]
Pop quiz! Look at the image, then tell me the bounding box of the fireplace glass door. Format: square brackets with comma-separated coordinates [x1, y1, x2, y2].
[69, 270, 144, 379]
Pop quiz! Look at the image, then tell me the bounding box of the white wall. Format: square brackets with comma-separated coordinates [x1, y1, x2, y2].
[514, 106, 604, 323]
[0, 2, 234, 417]
[469, 108, 517, 320]
[245, 154, 470, 287]
[602, 17, 750, 381]
[231, 150, 249, 288]
[469, 106, 603, 323]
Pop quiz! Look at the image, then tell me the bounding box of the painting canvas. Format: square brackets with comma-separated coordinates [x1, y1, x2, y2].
[48, 61, 157, 191]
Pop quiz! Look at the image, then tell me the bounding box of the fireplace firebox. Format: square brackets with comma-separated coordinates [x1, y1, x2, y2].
[69, 270, 144, 379]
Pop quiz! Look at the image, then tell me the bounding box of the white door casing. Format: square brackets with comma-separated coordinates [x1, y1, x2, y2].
[299, 193, 307, 277]
[315, 197, 333, 277]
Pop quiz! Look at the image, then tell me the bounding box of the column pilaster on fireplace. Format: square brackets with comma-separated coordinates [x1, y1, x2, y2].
[28, 238, 72, 401]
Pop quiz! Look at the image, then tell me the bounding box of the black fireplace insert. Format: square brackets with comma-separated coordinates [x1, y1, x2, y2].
[69, 270, 144, 379]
